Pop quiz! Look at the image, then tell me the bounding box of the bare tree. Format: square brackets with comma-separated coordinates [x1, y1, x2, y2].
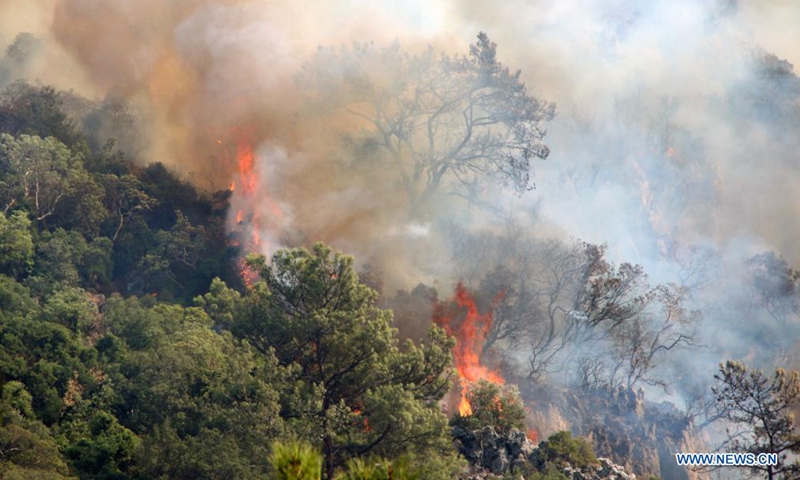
[606, 285, 699, 390]
[447, 224, 699, 388]
[296, 33, 556, 217]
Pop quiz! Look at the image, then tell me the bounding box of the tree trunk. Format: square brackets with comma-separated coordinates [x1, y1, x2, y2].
[323, 434, 334, 479]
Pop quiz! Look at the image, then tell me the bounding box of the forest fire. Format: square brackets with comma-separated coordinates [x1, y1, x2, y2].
[433, 283, 505, 416]
[222, 128, 287, 286]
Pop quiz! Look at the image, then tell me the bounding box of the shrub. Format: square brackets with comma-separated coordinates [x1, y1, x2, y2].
[451, 379, 526, 434]
[270, 441, 323, 480]
[534, 431, 597, 469]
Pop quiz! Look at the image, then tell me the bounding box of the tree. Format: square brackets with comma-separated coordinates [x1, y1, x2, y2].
[0, 82, 79, 146]
[451, 379, 526, 435]
[0, 211, 33, 278]
[236, 243, 457, 478]
[0, 381, 72, 479]
[746, 252, 800, 327]
[579, 284, 699, 392]
[64, 411, 139, 478]
[296, 33, 555, 216]
[712, 360, 800, 479]
[101, 298, 283, 478]
[0, 134, 84, 222]
[100, 173, 155, 242]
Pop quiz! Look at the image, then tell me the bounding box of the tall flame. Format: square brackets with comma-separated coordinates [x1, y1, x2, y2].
[224, 127, 284, 286]
[433, 282, 504, 416]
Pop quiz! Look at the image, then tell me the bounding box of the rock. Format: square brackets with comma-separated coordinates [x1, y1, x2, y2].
[488, 449, 508, 473]
[522, 383, 706, 479]
[452, 424, 639, 479]
[453, 426, 538, 476]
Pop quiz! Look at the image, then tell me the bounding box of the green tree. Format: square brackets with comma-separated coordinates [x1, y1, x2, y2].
[236, 244, 457, 478]
[0, 82, 79, 146]
[100, 174, 155, 242]
[28, 228, 89, 292]
[296, 33, 555, 217]
[157, 210, 206, 270]
[0, 134, 85, 222]
[102, 298, 283, 478]
[64, 411, 139, 479]
[0, 211, 33, 278]
[194, 277, 242, 329]
[712, 360, 800, 479]
[0, 297, 96, 425]
[451, 379, 526, 434]
[0, 381, 72, 479]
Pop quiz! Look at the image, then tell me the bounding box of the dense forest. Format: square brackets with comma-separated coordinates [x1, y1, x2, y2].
[0, 78, 462, 478]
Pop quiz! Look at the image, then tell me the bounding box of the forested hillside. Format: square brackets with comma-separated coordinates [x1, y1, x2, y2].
[0, 78, 473, 478]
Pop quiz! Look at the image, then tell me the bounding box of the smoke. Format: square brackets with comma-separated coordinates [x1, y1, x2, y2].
[4, 0, 800, 408]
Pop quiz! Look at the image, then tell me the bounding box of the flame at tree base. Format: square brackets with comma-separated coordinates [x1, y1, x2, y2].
[434, 282, 505, 417]
[434, 283, 539, 442]
[222, 126, 286, 286]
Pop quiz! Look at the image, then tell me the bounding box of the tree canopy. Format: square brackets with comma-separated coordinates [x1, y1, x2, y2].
[236, 244, 458, 477]
[296, 32, 555, 216]
[713, 360, 800, 479]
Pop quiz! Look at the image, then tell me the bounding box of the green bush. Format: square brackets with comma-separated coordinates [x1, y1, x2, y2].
[337, 457, 392, 479]
[270, 441, 323, 480]
[535, 431, 597, 469]
[450, 379, 526, 434]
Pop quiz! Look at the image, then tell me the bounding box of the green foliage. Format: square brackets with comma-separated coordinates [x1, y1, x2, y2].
[194, 277, 241, 329]
[41, 286, 97, 333]
[0, 381, 72, 478]
[338, 457, 394, 480]
[0, 302, 96, 424]
[270, 441, 323, 480]
[0, 274, 36, 314]
[135, 422, 266, 480]
[534, 431, 597, 470]
[28, 228, 91, 293]
[268, 441, 461, 480]
[520, 466, 569, 480]
[237, 243, 457, 477]
[0, 211, 33, 277]
[64, 411, 139, 479]
[451, 379, 526, 434]
[0, 82, 79, 146]
[99, 298, 283, 477]
[0, 79, 465, 478]
[713, 360, 800, 478]
[0, 134, 85, 222]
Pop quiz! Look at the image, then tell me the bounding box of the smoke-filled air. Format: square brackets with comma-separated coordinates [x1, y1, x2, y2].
[2, 0, 800, 478]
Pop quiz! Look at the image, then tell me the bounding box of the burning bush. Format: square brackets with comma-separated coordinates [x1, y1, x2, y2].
[450, 379, 526, 435]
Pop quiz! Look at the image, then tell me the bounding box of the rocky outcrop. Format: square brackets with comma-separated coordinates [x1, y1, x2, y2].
[453, 426, 635, 479]
[453, 426, 536, 475]
[522, 384, 709, 480]
[561, 458, 637, 480]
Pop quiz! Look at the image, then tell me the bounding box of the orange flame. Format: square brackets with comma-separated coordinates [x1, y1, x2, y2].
[220, 127, 286, 287]
[433, 282, 505, 416]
